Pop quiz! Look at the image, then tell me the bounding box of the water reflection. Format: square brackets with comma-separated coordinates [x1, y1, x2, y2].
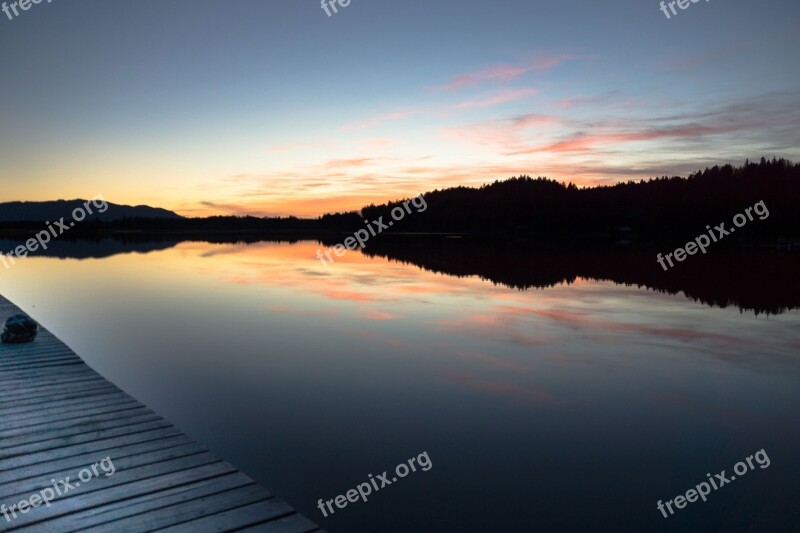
[0, 239, 798, 532]
[4, 236, 798, 314]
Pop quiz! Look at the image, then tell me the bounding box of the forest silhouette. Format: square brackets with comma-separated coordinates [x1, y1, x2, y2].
[358, 157, 800, 238]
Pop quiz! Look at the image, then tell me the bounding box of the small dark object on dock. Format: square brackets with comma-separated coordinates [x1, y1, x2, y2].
[1, 314, 39, 343]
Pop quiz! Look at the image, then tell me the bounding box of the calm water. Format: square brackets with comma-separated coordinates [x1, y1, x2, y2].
[1, 239, 799, 532]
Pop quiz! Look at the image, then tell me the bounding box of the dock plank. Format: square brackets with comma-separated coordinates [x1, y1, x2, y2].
[36, 473, 258, 532]
[0, 412, 163, 449]
[0, 435, 195, 482]
[0, 295, 317, 532]
[3, 400, 144, 433]
[0, 406, 151, 440]
[80, 484, 276, 532]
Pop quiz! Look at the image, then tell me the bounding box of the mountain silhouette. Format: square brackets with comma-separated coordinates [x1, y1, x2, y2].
[0, 200, 182, 222]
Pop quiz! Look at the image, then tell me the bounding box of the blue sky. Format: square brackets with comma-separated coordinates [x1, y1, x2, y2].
[1, 0, 798, 216]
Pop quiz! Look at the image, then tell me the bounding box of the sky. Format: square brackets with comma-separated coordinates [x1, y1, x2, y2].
[1, 0, 798, 218]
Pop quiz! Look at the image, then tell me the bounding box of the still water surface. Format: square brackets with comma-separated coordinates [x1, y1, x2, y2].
[1, 240, 798, 532]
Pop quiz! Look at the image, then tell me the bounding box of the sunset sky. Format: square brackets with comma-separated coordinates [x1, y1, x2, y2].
[1, 0, 798, 217]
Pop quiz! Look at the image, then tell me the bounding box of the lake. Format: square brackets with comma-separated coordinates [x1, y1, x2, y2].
[1, 238, 798, 532]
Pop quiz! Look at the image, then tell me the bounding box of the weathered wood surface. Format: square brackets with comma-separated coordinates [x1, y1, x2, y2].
[0, 296, 320, 532]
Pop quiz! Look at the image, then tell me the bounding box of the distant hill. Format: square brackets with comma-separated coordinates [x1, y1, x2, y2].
[0, 200, 182, 222]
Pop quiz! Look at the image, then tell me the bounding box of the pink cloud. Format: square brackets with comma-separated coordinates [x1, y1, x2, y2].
[513, 123, 754, 155]
[554, 93, 640, 110]
[443, 113, 562, 152]
[431, 54, 582, 91]
[452, 88, 538, 110]
[511, 114, 561, 128]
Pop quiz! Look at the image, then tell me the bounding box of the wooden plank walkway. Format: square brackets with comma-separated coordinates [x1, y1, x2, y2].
[0, 295, 321, 532]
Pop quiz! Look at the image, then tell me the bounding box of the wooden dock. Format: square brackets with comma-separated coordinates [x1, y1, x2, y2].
[0, 295, 321, 532]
